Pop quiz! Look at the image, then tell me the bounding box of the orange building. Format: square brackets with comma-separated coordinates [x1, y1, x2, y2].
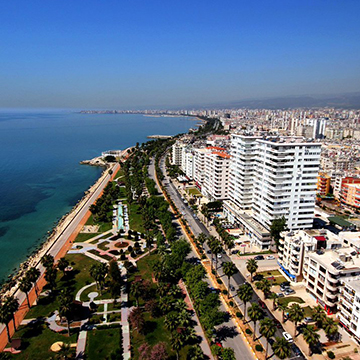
[340, 177, 360, 206]
[317, 172, 331, 196]
[342, 183, 360, 208]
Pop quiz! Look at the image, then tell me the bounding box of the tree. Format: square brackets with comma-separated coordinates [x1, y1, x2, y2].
[4, 295, 19, 334]
[0, 301, 12, 343]
[45, 266, 57, 292]
[277, 302, 288, 323]
[129, 307, 145, 334]
[255, 279, 271, 299]
[164, 313, 180, 332]
[90, 263, 108, 294]
[237, 284, 253, 323]
[170, 332, 184, 360]
[302, 325, 320, 356]
[59, 290, 73, 337]
[222, 262, 237, 295]
[260, 318, 276, 359]
[187, 345, 205, 360]
[221, 348, 236, 360]
[270, 216, 287, 249]
[312, 305, 326, 328]
[323, 317, 339, 341]
[272, 337, 291, 359]
[139, 343, 151, 360]
[288, 303, 304, 336]
[41, 254, 54, 269]
[197, 233, 207, 250]
[109, 260, 122, 302]
[27, 267, 40, 297]
[130, 280, 144, 307]
[269, 292, 278, 311]
[246, 258, 258, 282]
[248, 303, 263, 341]
[19, 276, 32, 309]
[150, 342, 168, 360]
[57, 257, 69, 276]
[57, 342, 72, 360]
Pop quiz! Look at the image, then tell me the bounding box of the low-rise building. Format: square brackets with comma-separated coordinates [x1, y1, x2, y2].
[317, 172, 331, 196]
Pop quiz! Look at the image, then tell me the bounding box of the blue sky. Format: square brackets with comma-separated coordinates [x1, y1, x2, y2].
[1, 0, 360, 108]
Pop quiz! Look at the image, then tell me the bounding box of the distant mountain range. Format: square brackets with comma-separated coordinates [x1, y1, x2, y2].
[191, 92, 360, 110]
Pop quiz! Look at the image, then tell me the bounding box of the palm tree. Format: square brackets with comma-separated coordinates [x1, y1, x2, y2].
[269, 292, 278, 310]
[45, 267, 57, 292]
[170, 331, 184, 360]
[174, 299, 187, 312]
[178, 310, 192, 327]
[129, 307, 145, 334]
[41, 254, 54, 269]
[312, 305, 326, 328]
[246, 258, 258, 282]
[255, 279, 271, 299]
[4, 296, 19, 333]
[277, 302, 288, 323]
[302, 325, 320, 356]
[130, 280, 144, 307]
[237, 284, 253, 323]
[272, 337, 291, 359]
[164, 313, 180, 332]
[59, 291, 73, 337]
[207, 236, 216, 270]
[57, 257, 69, 276]
[248, 303, 263, 340]
[288, 303, 305, 336]
[260, 318, 276, 359]
[0, 301, 12, 343]
[187, 345, 205, 360]
[197, 233, 207, 250]
[90, 263, 108, 294]
[323, 317, 339, 341]
[57, 343, 72, 360]
[222, 262, 237, 294]
[19, 276, 32, 309]
[27, 267, 40, 298]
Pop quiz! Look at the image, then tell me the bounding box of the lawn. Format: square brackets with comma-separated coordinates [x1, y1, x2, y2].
[278, 296, 305, 307]
[128, 253, 160, 284]
[97, 241, 110, 251]
[74, 232, 101, 243]
[128, 203, 146, 233]
[238, 250, 274, 256]
[85, 214, 112, 233]
[114, 168, 125, 180]
[8, 322, 77, 360]
[187, 187, 202, 196]
[79, 284, 113, 302]
[88, 249, 114, 262]
[26, 254, 97, 319]
[86, 327, 122, 360]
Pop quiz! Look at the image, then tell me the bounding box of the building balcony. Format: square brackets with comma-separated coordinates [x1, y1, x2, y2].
[326, 282, 339, 292]
[325, 297, 338, 306]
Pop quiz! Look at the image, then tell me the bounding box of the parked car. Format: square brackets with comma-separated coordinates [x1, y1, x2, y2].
[280, 285, 290, 292]
[276, 292, 285, 298]
[283, 332, 293, 343]
[230, 285, 235, 291]
[254, 255, 264, 260]
[232, 250, 238, 255]
[217, 253, 222, 259]
[291, 343, 302, 357]
[304, 317, 314, 324]
[284, 289, 295, 295]
[266, 255, 275, 260]
[258, 299, 266, 309]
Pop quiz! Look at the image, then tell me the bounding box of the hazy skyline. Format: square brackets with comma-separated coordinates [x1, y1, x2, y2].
[1, 0, 360, 109]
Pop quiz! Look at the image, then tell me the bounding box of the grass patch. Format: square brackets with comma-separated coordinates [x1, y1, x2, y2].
[114, 168, 125, 180]
[108, 311, 122, 322]
[258, 270, 282, 277]
[128, 253, 160, 284]
[88, 249, 114, 262]
[238, 250, 274, 256]
[187, 187, 202, 196]
[97, 241, 110, 251]
[278, 296, 305, 307]
[108, 302, 122, 311]
[128, 203, 146, 233]
[85, 214, 112, 233]
[74, 232, 101, 243]
[26, 254, 97, 319]
[303, 306, 313, 317]
[86, 328, 122, 360]
[8, 322, 77, 360]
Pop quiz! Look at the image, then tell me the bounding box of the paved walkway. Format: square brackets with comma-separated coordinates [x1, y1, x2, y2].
[76, 331, 87, 359]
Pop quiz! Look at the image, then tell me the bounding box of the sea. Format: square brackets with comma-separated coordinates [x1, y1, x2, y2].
[0, 110, 194, 283]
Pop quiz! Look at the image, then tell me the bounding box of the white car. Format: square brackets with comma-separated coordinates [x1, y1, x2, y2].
[283, 332, 293, 343]
[266, 255, 275, 260]
[217, 254, 222, 259]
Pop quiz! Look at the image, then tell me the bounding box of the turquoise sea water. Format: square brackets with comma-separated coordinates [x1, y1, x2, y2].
[0, 110, 194, 283]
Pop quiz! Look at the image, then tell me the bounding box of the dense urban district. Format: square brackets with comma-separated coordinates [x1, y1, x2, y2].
[1, 107, 360, 360]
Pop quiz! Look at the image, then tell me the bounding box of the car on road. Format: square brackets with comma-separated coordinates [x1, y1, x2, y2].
[207, 250, 211, 254]
[304, 317, 314, 324]
[217, 254, 222, 259]
[230, 285, 235, 291]
[291, 343, 302, 357]
[284, 289, 295, 295]
[254, 255, 264, 260]
[266, 255, 275, 260]
[283, 331, 293, 343]
[231, 250, 238, 255]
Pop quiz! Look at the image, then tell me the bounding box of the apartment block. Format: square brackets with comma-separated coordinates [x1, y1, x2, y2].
[317, 172, 331, 196]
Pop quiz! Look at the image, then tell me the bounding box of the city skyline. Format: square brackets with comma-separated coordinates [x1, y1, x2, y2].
[1, 0, 360, 108]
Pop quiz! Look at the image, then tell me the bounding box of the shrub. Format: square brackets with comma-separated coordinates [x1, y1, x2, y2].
[245, 328, 252, 335]
[327, 351, 335, 359]
[255, 344, 263, 352]
[222, 289, 228, 295]
[128, 245, 133, 252]
[236, 311, 243, 318]
[355, 348, 358, 354]
[229, 301, 234, 307]
[120, 254, 126, 260]
[217, 279, 222, 285]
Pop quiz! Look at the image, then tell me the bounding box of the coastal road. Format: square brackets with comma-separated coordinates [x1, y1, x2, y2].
[149, 158, 256, 360]
[156, 155, 304, 360]
[0, 163, 119, 346]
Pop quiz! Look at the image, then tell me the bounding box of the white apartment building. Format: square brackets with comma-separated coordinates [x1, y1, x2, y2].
[193, 148, 208, 189]
[172, 141, 186, 166]
[303, 247, 360, 314]
[338, 278, 360, 340]
[252, 137, 321, 230]
[183, 151, 195, 180]
[202, 151, 230, 201]
[278, 229, 341, 283]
